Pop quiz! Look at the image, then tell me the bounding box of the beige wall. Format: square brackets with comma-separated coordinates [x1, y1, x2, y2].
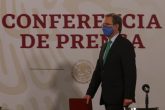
[0, 0, 164, 110]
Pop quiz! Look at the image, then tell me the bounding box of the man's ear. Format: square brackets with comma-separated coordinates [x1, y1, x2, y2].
[114, 24, 119, 31]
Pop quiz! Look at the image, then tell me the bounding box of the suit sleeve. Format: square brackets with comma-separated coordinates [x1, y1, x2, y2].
[86, 58, 101, 98]
[121, 42, 137, 101]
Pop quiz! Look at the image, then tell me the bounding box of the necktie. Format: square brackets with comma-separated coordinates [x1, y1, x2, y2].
[103, 41, 112, 64]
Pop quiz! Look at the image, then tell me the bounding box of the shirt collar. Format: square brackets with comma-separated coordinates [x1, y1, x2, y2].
[110, 33, 119, 42]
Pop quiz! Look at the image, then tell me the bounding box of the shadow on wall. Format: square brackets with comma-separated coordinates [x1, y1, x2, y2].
[50, 62, 82, 110]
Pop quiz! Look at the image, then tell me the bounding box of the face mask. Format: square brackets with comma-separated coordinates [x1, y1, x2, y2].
[102, 26, 113, 37]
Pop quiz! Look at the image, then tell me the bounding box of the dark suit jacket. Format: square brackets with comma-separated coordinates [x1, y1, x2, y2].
[86, 34, 137, 105]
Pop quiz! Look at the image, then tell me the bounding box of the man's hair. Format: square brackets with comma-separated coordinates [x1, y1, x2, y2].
[105, 13, 122, 33]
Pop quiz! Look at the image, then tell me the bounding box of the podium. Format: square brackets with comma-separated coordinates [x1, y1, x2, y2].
[69, 98, 158, 110]
[124, 107, 159, 110]
[69, 98, 92, 110]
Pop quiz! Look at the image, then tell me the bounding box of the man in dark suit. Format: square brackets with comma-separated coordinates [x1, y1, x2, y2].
[84, 13, 137, 110]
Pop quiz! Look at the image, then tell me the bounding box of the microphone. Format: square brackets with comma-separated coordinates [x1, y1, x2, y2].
[142, 84, 150, 93]
[142, 84, 150, 110]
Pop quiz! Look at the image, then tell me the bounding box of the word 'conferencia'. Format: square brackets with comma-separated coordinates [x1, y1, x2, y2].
[1, 14, 162, 49]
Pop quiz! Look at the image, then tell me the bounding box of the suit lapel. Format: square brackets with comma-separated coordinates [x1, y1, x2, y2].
[99, 43, 107, 68]
[103, 35, 121, 65]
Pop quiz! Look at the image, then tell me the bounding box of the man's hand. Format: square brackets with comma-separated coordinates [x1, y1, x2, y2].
[123, 99, 133, 106]
[83, 95, 91, 104]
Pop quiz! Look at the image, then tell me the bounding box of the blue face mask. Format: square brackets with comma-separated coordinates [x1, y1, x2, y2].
[102, 26, 113, 37]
